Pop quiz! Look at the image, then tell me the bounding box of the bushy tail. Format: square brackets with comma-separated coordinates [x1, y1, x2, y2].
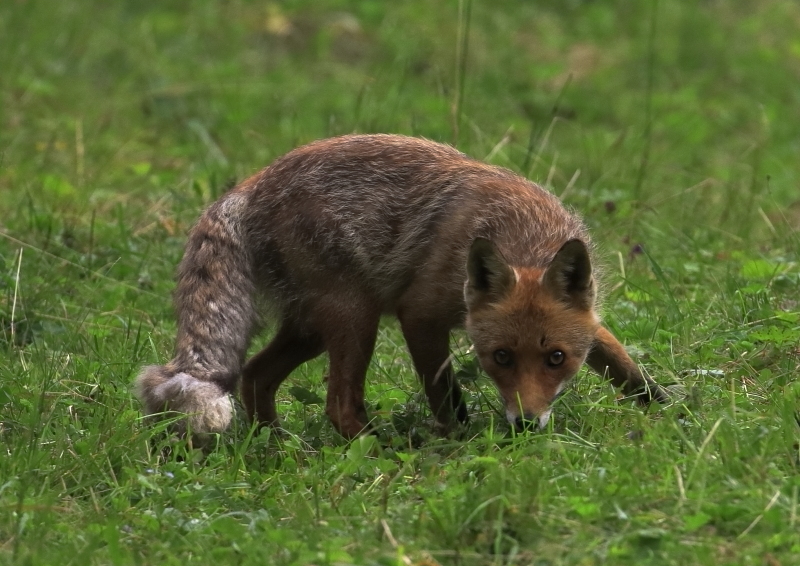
[136, 192, 256, 434]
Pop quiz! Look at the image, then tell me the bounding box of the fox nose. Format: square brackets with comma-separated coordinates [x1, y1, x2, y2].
[514, 414, 539, 432]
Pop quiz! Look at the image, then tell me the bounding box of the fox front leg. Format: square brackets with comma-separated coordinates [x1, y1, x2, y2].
[586, 326, 669, 405]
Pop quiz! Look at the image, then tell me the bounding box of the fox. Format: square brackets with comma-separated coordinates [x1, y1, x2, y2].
[136, 133, 668, 439]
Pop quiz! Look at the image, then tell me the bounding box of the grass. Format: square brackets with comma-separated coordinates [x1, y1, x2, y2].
[1, 0, 799, 564]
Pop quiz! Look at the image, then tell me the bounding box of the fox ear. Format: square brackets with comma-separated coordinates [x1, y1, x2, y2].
[465, 238, 516, 309]
[542, 239, 595, 310]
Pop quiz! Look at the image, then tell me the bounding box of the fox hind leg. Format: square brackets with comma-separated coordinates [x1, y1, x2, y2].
[320, 301, 381, 439]
[242, 318, 324, 430]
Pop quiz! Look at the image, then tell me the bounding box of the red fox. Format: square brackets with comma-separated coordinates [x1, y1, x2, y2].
[136, 134, 667, 439]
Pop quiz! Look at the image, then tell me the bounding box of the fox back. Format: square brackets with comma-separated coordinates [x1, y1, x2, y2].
[242, 135, 589, 312]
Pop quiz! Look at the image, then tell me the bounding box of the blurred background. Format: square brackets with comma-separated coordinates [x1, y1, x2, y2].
[3, 0, 798, 231]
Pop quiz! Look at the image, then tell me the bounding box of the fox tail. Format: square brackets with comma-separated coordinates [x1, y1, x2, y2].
[135, 192, 257, 434]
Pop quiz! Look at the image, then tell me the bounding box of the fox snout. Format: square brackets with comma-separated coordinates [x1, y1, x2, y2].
[511, 409, 552, 432]
[505, 381, 574, 430]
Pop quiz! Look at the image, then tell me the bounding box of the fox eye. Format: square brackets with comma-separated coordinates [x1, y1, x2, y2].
[547, 350, 565, 367]
[493, 349, 514, 367]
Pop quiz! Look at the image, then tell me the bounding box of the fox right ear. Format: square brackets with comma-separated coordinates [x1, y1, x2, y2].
[465, 238, 516, 309]
[542, 239, 595, 310]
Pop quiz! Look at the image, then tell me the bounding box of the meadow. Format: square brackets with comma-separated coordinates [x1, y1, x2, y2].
[1, 1, 799, 564]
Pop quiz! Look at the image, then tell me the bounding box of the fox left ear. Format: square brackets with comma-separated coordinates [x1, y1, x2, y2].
[542, 239, 595, 310]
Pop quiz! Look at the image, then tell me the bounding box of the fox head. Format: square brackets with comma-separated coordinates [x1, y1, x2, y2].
[464, 238, 600, 430]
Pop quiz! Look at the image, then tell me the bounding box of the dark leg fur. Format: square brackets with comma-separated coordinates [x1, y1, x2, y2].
[319, 299, 381, 439]
[242, 319, 324, 429]
[400, 316, 469, 431]
[587, 326, 670, 405]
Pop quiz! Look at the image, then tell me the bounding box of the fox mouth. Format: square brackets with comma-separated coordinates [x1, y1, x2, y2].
[505, 387, 567, 431]
[507, 408, 552, 432]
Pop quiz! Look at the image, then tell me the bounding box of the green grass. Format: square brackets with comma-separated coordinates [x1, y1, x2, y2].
[2, 0, 799, 564]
